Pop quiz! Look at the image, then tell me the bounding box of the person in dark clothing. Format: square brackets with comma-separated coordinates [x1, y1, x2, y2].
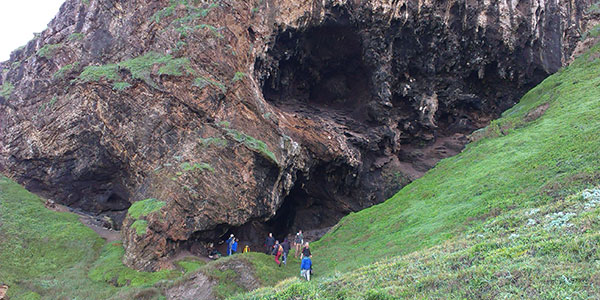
[281, 238, 291, 266]
[294, 230, 303, 258]
[207, 242, 221, 259]
[264, 233, 275, 254]
[301, 242, 311, 259]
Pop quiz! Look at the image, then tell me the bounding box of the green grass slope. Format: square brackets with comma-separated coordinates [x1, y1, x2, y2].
[0, 175, 182, 299]
[232, 46, 600, 299]
[0, 174, 302, 299]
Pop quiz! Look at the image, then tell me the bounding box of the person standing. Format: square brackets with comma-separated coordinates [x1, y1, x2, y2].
[274, 240, 282, 265]
[300, 256, 312, 281]
[226, 234, 235, 256]
[281, 238, 291, 266]
[231, 238, 239, 255]
[264, 233, 275, 254]
[294, 230, 303, 258]
[300, 242, 311, 259]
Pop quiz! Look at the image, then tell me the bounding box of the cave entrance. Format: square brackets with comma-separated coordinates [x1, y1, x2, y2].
[257, 19, 372, 122]
[225, 161, 357, 251]
[240, 18, 375, 246]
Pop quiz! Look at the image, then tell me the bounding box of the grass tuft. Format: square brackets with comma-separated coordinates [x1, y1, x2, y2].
[131, 219, 149, 236]
[112, 81, 132, 91]
[224, 128, 278, 163]
[127, 198, 166, 220]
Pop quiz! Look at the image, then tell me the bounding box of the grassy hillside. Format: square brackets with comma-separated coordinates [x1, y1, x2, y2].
[0, 175, 298, 299]
[232, 45, 600, 298]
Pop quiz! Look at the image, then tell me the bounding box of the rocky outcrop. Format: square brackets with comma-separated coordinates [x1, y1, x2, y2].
[0, 0, 592, 270]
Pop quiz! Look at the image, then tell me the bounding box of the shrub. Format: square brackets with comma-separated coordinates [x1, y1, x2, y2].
[76, 64, 120, 83]
[53, 62, 80, 79]
[36, 43, 63, 59]
[119, 52, 192, 86]
[75, 52, 191, 86]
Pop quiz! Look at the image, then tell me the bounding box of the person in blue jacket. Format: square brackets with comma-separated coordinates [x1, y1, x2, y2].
[225, 234, 234, 256]
[231, 238, 239, 255]
[300, 256, 312, 281]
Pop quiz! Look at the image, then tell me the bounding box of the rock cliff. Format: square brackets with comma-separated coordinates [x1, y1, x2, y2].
[0, 0, 591, 270]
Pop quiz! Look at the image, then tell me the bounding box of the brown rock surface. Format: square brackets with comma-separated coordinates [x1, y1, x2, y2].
[0, 0, 593, 270]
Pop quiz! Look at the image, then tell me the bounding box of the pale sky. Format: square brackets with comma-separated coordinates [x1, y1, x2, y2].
[0, 0, 65, 62]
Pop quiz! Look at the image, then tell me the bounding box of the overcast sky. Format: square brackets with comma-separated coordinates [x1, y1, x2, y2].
[0, 0, 65, 62]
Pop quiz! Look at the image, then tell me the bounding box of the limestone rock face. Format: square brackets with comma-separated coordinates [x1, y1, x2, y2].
[0, 0, 592, 270]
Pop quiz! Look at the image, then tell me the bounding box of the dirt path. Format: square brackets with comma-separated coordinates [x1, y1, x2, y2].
[78, 215, 121, 242]
[46, 201, 121, 242]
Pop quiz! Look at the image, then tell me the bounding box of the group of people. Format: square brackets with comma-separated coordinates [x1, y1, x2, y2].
[224, 234, 240, 256]
[211, 230, 314, 281]
[265, 230, 313, 281]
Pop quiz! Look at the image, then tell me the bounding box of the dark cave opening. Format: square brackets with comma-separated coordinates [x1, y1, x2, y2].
[257, 19, 373, 122]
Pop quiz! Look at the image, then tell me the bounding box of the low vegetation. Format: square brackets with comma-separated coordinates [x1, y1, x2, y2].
[89, 241, 178, 286]
[76, 64, 120, 83]
[53, 62, 80, 79]
[127, 198, 166, 220]
[112, 81, 132, 91]
[224, 128, 278, 163]
[0, 82, 14, 98]
[180, 161, 215, 172]
[68, 32, 85, 41]
[36, 43, 63, 59]
[194, 76, 227, 93]
[75, 52, 192, 87]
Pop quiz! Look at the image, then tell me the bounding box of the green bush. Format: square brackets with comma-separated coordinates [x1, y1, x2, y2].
[36, 43, 63, 58]
[75, 52, 192, 86]
[77, 64, 121, 83]
[53, 62, 80, 79]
